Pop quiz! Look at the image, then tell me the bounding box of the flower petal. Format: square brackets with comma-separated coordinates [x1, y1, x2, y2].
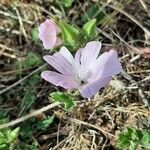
[52, 22, 61, 34]
[91, 50, 122, 79]
[41, 71, 78, 89]
[80, 41, 102, 66]
[43, 53, 75, 75]
[55, 37, 62, 47]
[79, 76, 112, 98]
[38, 19, 57, 49]
[59, 46, 74, 64]
[74, 41, 101, 81]
[75, 48, 83, 63]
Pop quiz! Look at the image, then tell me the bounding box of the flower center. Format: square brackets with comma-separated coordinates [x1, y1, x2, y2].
[80, 79, 88, 86]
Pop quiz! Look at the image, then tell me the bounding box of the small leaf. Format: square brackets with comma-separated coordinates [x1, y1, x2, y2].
[140, 130, 150, 148]
[57, 0, 74, 7]
[9, 127, 20, 142]
[82, 19, 97, 38]
[0, 132, 6, 144]
[20, 90, 37, 114]
[118, 131, 130, 149]
[50, 92, 76, 110]
[117, 128, 139, 150]
[16, 52, 41, 69]
[59, 21, 80, 48]
[31, 28, 39, 44]
[0, 144, 7, 149]
[81, 4, 106, 24]
[130, 128, 138, 140]
[37, 116, 54, 130]
[129, 141, 138, 150]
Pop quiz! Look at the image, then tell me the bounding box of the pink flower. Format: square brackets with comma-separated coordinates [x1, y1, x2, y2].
[41, 41, 122, 98]
[38, 19, 61, 49]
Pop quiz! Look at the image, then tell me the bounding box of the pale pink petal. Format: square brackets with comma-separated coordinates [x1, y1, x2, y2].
[80, 41, 102, 66]
[91, 50, 122, 80]
[41, 71, 78, 89]
[59, 46, 74, 64]
[55, 38, 62, 47]
[50, 20, 61, 34]
[43, 53, 75, 76]
[38, 19, 57, 49]
[79, 76, 112, 98]
[54, 24, 61, 34]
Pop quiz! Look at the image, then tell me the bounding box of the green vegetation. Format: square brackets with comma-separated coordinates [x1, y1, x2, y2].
[118, 128, 150, 150]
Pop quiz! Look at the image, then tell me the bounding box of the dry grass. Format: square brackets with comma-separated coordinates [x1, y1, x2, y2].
[0, 0, 150, 149]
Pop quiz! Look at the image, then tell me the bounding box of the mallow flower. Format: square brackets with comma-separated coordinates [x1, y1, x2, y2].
[39, 19, 61, 49]
[41, 41, 122, 98]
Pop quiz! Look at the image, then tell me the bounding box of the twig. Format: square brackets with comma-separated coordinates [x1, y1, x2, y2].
[138, 0, 150, 17]
[0, 64, 47, 95]
[69, 118, 116, 138]
[0, 27, 20, 35]
[128, 69, 150, 74]
[52, 135, 73, 150]
[0, 10, 33, 24]
[13, 6, 29, 42]
[138, 88, 150, 108]
[0, 102, 59, 129]
[109, 28, 138, 52]
[129, 55, 140, 63]
[106, 3, 150, 37]
[0, 44, 17, 52]
[0, 51, 16, 59]
[97, 28, 115, 42]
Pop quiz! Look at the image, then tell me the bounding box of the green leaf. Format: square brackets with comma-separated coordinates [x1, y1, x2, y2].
[129, 141, 138, 150]
[81, 4, 106, 24]
[82, 19, 97, 38]
[24, 74, 40, 86]
[37, 116, 54, 130]
[118, 131, 130, 149]
[50, 92, 76, 110]
[140, 130, 150, 148]
[59, 21, 80, 48]
[19, 118, 36, 139]
[8, 127, 20, 142]
[0, 144, 7, 149]
[117, 128, 150, 150]
[20, 90, 37, 115]
[57, 0, 74, 7]
[117, 128, 139, 150]
[16, 52, 41, 69]
[130, 128, 138, 140]
[0, 118, 9, 125]
[31, 28, 39, 44]
[0, 132, 6, 144]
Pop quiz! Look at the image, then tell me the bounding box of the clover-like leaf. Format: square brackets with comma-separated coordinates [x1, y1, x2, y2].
[50, 92, 76, 111]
